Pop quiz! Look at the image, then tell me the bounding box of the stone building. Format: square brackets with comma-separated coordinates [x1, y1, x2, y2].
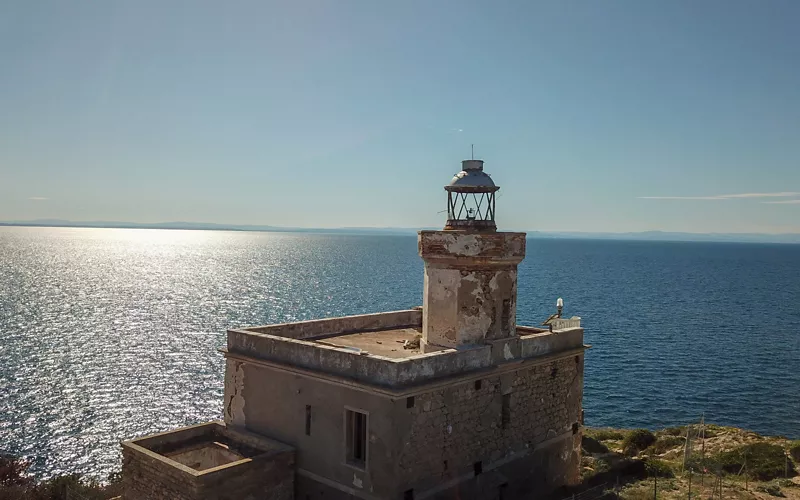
[121, 159, 587, 499]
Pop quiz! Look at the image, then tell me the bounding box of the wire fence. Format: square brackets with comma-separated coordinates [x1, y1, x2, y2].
[639, 414, 793, 499]
[559, 482, 611, 500]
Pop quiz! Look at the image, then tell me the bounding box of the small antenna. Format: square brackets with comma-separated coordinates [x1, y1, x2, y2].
[471, 144, 474, 160]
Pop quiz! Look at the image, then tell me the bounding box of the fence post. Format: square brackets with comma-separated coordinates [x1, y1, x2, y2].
[653, 474, 657, 500]
[688, 469, 692, 499]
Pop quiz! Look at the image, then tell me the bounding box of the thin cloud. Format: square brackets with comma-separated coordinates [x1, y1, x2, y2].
[639, 192, 800, 201]
[762, 199, 800, 204]
[28, 197, 48, 201]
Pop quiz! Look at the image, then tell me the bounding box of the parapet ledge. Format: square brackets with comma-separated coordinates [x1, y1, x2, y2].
[517, 326, 584, 359]
[122, 421, 293, 478]
[418, 230, 526, 264]
[225, 310, 492, 388]
[238, 309, 422, 341]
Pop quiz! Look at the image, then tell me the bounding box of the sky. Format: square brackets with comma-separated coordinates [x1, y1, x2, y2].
[1, 1, 799, 233]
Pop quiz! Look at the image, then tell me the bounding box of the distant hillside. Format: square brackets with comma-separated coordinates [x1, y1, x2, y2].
[527, 230, 800, 244]
[1, 219, 799, 243]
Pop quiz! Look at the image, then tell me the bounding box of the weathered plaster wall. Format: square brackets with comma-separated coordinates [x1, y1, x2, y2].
[393, 354, 584, 499]
[423, 265, 518, 347]
[419, 231, 525, 349]
[228, 361, 401, 499]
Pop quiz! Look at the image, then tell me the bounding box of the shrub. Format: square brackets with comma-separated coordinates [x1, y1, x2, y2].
[648, 435, 684, 455]
[0, 455, 33, 489]
[622, 429, 656, 456]
[661, 426, 684, 437]
[0, 456, 122, 500]
[586, 428, 627, 441]
[643, 458, 674, 478]
[756, 483, 785, 497]
[714, 442, 795, 481]
[594, 458, 612, 474]
[618, 484, 653, 500]
[790, 441, 800, 463]
[583, 435, 610, 454]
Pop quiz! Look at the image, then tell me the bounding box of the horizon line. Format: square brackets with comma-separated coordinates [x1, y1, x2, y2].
[1, 219, 799, 238]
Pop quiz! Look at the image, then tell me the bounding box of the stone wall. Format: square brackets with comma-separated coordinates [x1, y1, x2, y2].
[394, 353, 584, 499]
[121, 422, 295, 500]
[122, 446, 199, 500]
[122, 446, 294, 500]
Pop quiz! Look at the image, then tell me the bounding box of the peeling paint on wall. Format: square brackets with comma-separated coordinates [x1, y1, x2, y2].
[224, 360, 246, 426]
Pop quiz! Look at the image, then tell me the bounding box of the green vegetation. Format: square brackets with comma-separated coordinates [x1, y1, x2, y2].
[643, 458, 675, 478]
[0, 456, 121, 500]
[582, 435, 610, 454]
[756, 482, 786, 497]
[585, 428, 627, 441]
[622, 429, 656, 456]
[578, 425, 800, 500]
[712, 442, 796, 481]
[790, 441, 800, 463]
[648, 435, 685, 455]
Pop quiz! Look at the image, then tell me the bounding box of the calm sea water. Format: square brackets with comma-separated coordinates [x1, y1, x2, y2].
[1, 227, 798, 479]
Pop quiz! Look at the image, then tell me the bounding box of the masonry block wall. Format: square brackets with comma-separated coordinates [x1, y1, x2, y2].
[395, 353, 584, 499]
[121, 445, 294, 500]
[122, 447, 200, 500]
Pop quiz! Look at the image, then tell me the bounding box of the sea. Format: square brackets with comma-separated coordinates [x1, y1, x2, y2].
[1, 226, 798, 479]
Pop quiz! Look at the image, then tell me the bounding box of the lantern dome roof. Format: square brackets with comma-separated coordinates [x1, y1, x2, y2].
[445, 160, 498, 191]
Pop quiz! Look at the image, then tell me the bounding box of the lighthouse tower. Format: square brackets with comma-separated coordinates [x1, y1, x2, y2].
[419, 159, 526, 351]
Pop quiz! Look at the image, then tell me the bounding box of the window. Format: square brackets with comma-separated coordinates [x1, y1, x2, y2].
[473, 461, 483, 476]
[305, 405, 312, 436]
[404, 489, 414, 500]
[406, 396, 415, 408]
[474, 379, 482, 390]
[345, 408, 368, 468]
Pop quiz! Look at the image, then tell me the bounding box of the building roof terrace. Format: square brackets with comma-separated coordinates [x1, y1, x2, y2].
[224, 308, 585, 392]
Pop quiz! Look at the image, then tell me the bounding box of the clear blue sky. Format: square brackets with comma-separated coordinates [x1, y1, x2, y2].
[2, 1, 799, 233]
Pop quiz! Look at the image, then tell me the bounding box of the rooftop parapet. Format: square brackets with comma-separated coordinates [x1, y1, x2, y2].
[224, 309, 584, 390]
[121, 421, 294, 500]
